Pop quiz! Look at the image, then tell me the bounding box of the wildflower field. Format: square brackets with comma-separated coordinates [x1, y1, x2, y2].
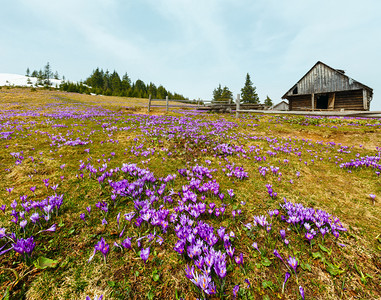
[1, 87, 380, 299]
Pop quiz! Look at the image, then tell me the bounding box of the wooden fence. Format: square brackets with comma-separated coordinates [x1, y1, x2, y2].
[147, 95, 202, 113]
[145, 94, 381, 118]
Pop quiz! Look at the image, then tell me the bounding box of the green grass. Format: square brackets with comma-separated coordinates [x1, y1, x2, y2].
[0, 87, 380, 299]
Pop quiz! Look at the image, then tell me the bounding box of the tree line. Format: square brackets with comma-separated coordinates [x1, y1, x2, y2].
[62, 68, 188, 100]
[25, 64, 273, 105]
[26, 64, 187, 100]
[212, 73, 273, 106]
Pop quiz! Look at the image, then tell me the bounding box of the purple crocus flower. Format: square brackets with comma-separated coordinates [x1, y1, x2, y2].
[30, 212, 39, 224]
[10, 200, 17, 209]
[214, 261, 227, 278]
[282, 272, 291, 293]
[252, 242, 260, 254]
[305, 232, 314, 242]
[20, 220, 27, 229]
[0, 228, 6, 239]
[233, 285, 240, 299]
[141, 247, 150, 263]
[299, 285, 305, 299]
[199, 272, 211, 293]
[85, 295, 103, 300]
[121, 237, 132, 249]
[116, 212, 121, 229]
[86, 206, 91, 215]
[124, 212, 135, 222]
[207, 281, 217, 295]
[234, 252, 243, 265]
[184, 264, 194, 279]
[280, 229, 286, 240]
[245, 278, 251, 288]
[0, 205, 6, 213]
[287, 256, 298, 274]
[88, 237, 109, 264]
[96, 238, 109, 261]
[80, 213, 86, 222]
[156, 236, 163, 245]
[6, 187, 14, 194]
[273, 249, 284, 263]
[37, 224, 57, 234]
[227, 246, 235, 258]
[102, 218, 107, 226]
[30, 186, 36, 194]
[12, 236, 36, 257]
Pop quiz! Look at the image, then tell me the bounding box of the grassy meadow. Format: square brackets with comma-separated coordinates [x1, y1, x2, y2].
[0, 87, 380, 299]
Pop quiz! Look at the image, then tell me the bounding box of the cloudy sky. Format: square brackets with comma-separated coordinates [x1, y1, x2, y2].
[1, 0, 380, 109]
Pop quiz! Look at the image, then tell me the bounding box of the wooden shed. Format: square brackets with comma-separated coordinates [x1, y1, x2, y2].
[271, 101, 289, 111]
[282, 61, 373, 111]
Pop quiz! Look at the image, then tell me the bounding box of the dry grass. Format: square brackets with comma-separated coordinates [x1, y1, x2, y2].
[1, 87, 380, 299]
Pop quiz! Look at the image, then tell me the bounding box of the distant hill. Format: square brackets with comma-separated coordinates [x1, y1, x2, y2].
[0, 73, 65, 88]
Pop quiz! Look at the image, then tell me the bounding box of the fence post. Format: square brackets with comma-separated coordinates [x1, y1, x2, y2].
[236, 94, 240, 118]
[148, 94, 152, 113]
[166, 96, 169, 113]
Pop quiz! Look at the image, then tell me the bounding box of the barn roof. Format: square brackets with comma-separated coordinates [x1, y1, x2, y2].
[282, 61, 373, 99]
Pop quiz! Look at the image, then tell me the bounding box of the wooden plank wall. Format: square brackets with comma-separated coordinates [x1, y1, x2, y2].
[288, 95, 312, 111]
[335, 89, 364, 110]
[287, 89, 365, 111]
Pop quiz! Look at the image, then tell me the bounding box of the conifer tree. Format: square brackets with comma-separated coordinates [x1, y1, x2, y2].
[221, 86, 233, 102]
[148, 82, 157, 98]
[264, 95, 273, 107]
[110, 71, 122, 95]
[26, 68, 30, 77]
[121, 73, 131, 90]
[212, 84, 223, 102]
[157, 85, 167, 99]
[43, 62, 53, 86]
[241, 73, 259, 103]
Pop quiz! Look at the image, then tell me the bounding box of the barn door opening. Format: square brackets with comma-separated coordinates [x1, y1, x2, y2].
[316, 94, 329, 109]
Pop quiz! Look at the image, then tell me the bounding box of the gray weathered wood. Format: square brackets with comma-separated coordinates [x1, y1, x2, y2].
[166, 96, 169, 112]
[236, 94, 241, 118]
[282, 61, 373, 111]
[311, 93, 315, 111]
[148, 94, 152, 113]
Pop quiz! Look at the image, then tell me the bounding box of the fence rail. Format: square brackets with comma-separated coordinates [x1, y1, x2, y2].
[147, 95, 203, 113]
[144, 94, 381, 118]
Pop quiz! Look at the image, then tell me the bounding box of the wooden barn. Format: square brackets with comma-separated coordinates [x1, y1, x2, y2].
[282, 61, 373, 111]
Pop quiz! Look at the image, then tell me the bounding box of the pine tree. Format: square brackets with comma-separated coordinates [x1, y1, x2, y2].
[134, 79, 147, 98]
[212, 84, 223, 102]
[86, 68, 104, 90]
[31, 70, 38, 77]
[54, 71, 59, 80]
[264, 95, 273, 107]
[241, 73, 259, 103]
[110, 71, 122, 95]
[157, 85, 167, 99]
[148, 82, 157, 98]
[103, 70, 111, 92]
[26, 68, 30, 77]
[43, 62, 53, 86]
[221, 86, 233, 102]
[121, 73, 131, 91]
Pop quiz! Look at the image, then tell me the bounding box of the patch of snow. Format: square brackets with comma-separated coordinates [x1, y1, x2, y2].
[0, 73, 65, 88]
